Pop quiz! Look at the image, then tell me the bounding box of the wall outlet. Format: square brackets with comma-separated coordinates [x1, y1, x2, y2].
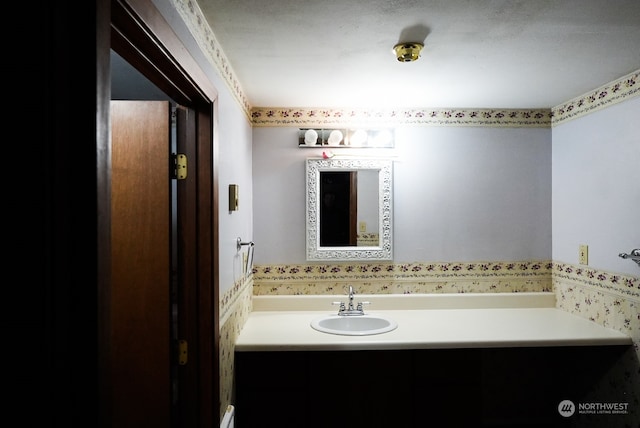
[579, 244, 589, 265]
[359, 221, 367, 232]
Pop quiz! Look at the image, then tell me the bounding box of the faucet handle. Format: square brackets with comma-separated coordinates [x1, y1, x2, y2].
[356, 301, 370, 312]
[332, 301, 346, 312]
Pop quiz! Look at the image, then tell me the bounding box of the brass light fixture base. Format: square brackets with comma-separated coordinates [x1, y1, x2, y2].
[393, 42, 424, 62]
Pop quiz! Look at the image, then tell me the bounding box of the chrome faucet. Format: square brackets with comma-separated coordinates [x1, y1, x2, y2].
[347, 285, 355, 311]
[333, 285, 369, 316]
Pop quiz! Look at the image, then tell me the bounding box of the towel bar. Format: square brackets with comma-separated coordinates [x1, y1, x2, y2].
[237, 237, 254, 252]
[619, 248, 640, 267]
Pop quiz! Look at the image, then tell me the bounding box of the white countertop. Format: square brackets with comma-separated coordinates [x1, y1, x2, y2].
[235, 293, 632, 352]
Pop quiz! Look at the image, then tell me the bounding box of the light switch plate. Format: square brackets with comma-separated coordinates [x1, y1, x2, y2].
[229, 184, 239, 211]
[579, 244, 589, 265]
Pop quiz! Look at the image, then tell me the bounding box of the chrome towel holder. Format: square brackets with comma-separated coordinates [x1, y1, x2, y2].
[237, 237, 255, 275]
[619, 248, 640, 267]
[237, 237, 254, 252]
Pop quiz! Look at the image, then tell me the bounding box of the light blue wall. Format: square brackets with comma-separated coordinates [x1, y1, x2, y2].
[252, 126, 552, 264]
[153, 0, 638, 293]
[552, 96, 640, 277]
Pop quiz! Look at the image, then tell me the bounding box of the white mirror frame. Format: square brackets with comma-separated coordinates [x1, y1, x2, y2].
[306, 158, 393, 261]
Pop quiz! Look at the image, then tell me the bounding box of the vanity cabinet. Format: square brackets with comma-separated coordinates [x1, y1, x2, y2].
[235, 346, 628, 427]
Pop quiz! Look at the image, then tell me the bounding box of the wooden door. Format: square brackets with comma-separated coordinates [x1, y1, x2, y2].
[110, 100, 172, 427]
[106, 2, 220, 426]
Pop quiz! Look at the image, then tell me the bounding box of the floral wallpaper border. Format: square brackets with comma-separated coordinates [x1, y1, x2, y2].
[235, 259, 639, 301]
[250, 260, 554, 295]
[173, 0, 252, 114]
[551, 70, 639, 126]
[219, 275, 252, 420]
[172, 1, 637, 129]
[249, 107, 552, 128]
[552, 262, 640, 301]
[252, 260, 550, 280]
[219, 259, 639, 314]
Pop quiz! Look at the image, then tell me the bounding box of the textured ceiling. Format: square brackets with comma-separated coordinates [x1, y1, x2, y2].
[193, 0, 640, 110]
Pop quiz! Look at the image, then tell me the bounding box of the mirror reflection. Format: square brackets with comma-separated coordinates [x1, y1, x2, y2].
[320, 171, 355, 246]
[306, 158, 393, 261]
[319, 170, 379, 247]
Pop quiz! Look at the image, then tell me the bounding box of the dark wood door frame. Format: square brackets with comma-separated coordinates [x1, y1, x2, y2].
[101, 1, 220, 427]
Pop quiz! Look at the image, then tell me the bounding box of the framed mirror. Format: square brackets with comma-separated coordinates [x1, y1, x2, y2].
[306, 158, 393, 261]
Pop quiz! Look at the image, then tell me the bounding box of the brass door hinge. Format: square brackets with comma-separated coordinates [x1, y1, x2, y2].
[172, 153, 187, 179]
[177, 340, 188, 365]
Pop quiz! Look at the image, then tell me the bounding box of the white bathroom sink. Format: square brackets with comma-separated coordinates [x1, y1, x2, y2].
[310, 314, 398, 336]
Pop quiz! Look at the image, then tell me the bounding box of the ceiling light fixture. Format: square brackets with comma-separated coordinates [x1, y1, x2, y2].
[393, 42, 424, 62]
